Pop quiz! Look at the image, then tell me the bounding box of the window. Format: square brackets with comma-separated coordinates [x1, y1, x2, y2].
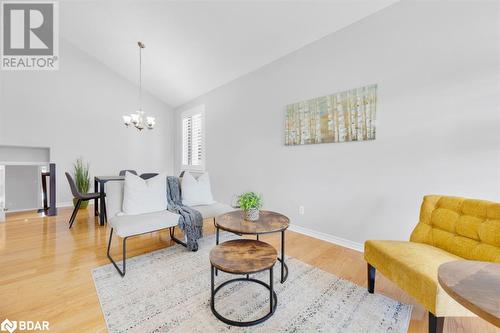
[181, 105, 205, 171]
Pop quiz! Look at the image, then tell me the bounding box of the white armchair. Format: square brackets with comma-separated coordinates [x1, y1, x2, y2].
[103, 178, 233, 276]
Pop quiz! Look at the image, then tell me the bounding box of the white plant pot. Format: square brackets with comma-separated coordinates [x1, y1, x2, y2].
[244, 208, 259, 221]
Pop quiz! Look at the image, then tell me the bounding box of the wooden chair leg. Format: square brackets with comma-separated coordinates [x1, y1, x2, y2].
[428, 312, 444, 333]
[69, 199, 81, 229]
[367, 263, 376, 293]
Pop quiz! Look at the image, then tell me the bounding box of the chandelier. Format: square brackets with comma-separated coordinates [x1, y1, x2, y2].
[123, 41, 155, 130]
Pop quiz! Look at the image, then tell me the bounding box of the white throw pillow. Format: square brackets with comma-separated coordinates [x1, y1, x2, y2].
[123, 172, 167, 215]
[181, 172, 215, 206]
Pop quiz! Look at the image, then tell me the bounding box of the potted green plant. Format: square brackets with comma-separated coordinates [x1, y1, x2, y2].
[72, 158, 90, 209]
[238, 192, 262, 221]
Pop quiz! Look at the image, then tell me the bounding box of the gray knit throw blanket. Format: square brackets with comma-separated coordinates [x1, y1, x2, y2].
[166, 176, 203, 251]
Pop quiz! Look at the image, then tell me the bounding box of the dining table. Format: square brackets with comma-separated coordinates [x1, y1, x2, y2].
[94, 175, 124, 226]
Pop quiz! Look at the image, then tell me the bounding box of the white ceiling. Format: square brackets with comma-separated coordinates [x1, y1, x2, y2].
[60, 1, 398, 108]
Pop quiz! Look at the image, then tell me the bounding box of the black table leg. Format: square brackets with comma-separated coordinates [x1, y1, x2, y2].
[215, 227, 219, 276]
[210, 265, 215, 309]
[99, 181, 105, 226]
[281, 230, 285, 283]
[94, 179, 99, 217]
[270, 267, 274, 312]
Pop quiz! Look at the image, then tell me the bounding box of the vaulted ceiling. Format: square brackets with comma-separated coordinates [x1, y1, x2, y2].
[60, 1, 398, 108]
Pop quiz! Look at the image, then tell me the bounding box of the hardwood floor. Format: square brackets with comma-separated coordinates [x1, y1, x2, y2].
[0, 207, 498, 333]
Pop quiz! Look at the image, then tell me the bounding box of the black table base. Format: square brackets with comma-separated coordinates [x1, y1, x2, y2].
[210, 265, 277, 327]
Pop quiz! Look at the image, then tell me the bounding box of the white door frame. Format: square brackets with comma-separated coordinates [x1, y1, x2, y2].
[0, 165, 5, 222]
[0, 162, 49, 216]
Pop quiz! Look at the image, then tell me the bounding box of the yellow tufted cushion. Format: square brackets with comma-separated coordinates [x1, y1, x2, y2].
[364, 240, 474, 316]
[410, 195, 500, 262]
[365, 195, 500, 317]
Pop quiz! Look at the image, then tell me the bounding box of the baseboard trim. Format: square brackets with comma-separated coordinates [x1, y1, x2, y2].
[288, 224, 364, 253]
[3, 202, 95, 216]
[5, 207, 39, 214]
[57, 201, 95, 208]
[57, 201, 74, 208]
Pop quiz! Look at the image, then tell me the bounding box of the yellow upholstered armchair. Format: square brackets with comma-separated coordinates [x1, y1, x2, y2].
[364, 195, 500, 333]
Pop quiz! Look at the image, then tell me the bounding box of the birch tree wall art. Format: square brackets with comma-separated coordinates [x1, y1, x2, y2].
[284, 84, 377, 146]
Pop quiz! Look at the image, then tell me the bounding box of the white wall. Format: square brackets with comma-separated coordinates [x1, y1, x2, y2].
[175, 1, 500, 246]
[0, 39, 174, 204]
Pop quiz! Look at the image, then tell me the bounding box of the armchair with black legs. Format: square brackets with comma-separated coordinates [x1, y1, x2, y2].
[65, 172, 105, 229]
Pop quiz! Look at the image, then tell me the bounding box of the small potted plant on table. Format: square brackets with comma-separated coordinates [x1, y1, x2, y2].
[73, 158, 90, 209]
[238, 192, 262, 221]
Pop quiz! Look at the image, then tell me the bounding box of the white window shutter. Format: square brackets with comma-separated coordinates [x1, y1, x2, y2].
[182, 117, 192, 166]
[181, 106, 205, 171]
[191, 113, 202, 166]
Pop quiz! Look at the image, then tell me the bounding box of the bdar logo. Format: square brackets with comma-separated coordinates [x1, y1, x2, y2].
[0, 319, 49, 332]
[0, 319, 17, 333]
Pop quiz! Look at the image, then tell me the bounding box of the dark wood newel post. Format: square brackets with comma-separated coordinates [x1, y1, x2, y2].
[47, 163, 57, 216]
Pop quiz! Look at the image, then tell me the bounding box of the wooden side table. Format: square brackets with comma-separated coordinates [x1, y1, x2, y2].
[438, 260, 500, 328]
[215, 210, 290, 283]
[210, 239, 278, 326]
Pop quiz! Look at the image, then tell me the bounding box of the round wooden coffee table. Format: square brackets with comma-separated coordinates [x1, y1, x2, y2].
[210, 239, 278, 326]
[438, 261, 500, 328]
[215, 210, 290, 283]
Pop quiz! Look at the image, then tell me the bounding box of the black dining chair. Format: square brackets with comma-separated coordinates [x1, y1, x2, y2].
[140, 173, 159, 180]
[119, 170, 137, 176]
[65, 172, 105, 229]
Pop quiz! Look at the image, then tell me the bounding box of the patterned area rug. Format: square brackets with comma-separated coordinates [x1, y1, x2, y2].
[92, 233, 412, 333]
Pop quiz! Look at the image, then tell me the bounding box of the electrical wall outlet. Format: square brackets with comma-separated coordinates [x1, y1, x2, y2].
[299, 206, 305, 215]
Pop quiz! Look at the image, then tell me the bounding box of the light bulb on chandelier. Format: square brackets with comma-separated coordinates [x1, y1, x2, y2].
[122, 115, 131, 127]
[146, 116, 156, 129]
[123, 41, 155, 131]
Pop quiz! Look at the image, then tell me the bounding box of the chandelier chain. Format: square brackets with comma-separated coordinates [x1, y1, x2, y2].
[122, 41, 155, 131]
[139, 44, 142, 111]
